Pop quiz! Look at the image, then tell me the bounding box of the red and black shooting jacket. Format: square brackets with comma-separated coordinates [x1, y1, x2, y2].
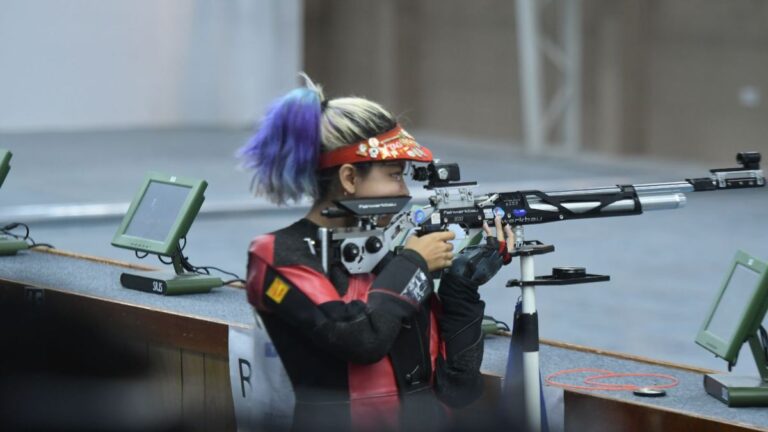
[246, 219, 485, 431]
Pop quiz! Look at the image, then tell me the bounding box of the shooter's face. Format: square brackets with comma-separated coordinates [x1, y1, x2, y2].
[353, 161, 409, 226]
[355, 162, 409, 197]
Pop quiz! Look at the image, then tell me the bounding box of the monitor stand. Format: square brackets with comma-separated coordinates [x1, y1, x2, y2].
[120, 253, 222, 295]
[0, 235, 29, 256]
[704, 331, 768, 407]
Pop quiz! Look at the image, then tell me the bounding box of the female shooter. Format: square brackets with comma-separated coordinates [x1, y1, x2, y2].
[240, 77, 514, 431]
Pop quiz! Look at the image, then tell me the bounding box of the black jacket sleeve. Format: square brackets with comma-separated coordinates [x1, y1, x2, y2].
[254, 249, 432, 365]
[433, 272, 486, 407]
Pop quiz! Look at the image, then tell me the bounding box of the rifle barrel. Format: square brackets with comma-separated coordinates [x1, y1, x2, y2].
[545, 181, 695, 198]
[528, 192, 687, 214]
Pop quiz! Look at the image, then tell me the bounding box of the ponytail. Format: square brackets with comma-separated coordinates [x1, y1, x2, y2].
[238, 83, 324, 205]
[239, 75, 398, 204]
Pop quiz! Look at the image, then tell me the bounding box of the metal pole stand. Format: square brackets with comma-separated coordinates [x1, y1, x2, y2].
[505, 226, 609, 432]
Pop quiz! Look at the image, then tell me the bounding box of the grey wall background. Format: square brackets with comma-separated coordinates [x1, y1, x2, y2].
[305, 0, 768, 163]
[0, 0, 302, 131]
[3, 0, 765, 163]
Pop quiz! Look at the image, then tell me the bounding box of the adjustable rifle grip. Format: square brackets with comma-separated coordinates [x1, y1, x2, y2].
[415, 223, 446, 237]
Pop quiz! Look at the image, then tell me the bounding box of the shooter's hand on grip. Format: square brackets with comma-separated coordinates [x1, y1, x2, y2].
[405, 230, 456, 272]
[447, 216, 514, 285]
[493, 217, 515, 265]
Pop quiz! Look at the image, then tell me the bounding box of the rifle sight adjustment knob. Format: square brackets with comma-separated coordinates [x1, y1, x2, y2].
[343, 243, 360, 262]
[365, 236, 383, 254]
[437, 167, 449, 180]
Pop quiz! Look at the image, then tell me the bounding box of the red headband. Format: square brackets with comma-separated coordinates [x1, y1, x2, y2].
[318, 125, 433, 170]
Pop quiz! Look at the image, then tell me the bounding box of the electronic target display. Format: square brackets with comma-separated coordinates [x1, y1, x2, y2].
[704, 264, 762, 348]
[696, 250, 768, 407]
[112, 173, 206, 256]
[124, 181, 192, 242]
[696, 250, 768, 363]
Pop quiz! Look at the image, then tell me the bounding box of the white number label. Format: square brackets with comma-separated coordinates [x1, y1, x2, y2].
[152, 281, 163, 293]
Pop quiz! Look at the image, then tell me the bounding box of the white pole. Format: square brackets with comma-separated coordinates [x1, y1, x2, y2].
[520, 255, 541, 432]
[514, 225, 541, 432]
[516, 0, 545, 154]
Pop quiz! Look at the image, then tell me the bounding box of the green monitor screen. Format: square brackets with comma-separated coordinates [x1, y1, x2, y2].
[112, 173, 207, 256]
[696, 250, 768, 363]
[0, 150, 12, 190]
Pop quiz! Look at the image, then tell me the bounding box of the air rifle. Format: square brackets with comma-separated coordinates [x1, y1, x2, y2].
[407, 151, 763, 235]
[319, 152, 763, 275]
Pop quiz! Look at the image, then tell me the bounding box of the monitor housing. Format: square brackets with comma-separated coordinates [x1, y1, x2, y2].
[111, 172, 221, 295]
[0, 150, 30, 256]
[696, 250, 768, 406]
[112, 172, 206, 256]
[0, 149, 12, 189]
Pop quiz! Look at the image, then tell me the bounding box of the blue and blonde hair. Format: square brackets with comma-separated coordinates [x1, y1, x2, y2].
[238, 75, 396, 205]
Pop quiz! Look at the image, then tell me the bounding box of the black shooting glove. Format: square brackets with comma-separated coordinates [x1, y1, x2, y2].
[446, 237, 504, 286]
[433, 239, 505, 407]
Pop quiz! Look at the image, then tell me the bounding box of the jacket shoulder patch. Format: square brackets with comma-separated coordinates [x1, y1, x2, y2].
[266, 276, 291, 304]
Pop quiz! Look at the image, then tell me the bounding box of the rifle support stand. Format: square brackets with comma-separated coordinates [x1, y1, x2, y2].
[505, 226, 609, 432]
